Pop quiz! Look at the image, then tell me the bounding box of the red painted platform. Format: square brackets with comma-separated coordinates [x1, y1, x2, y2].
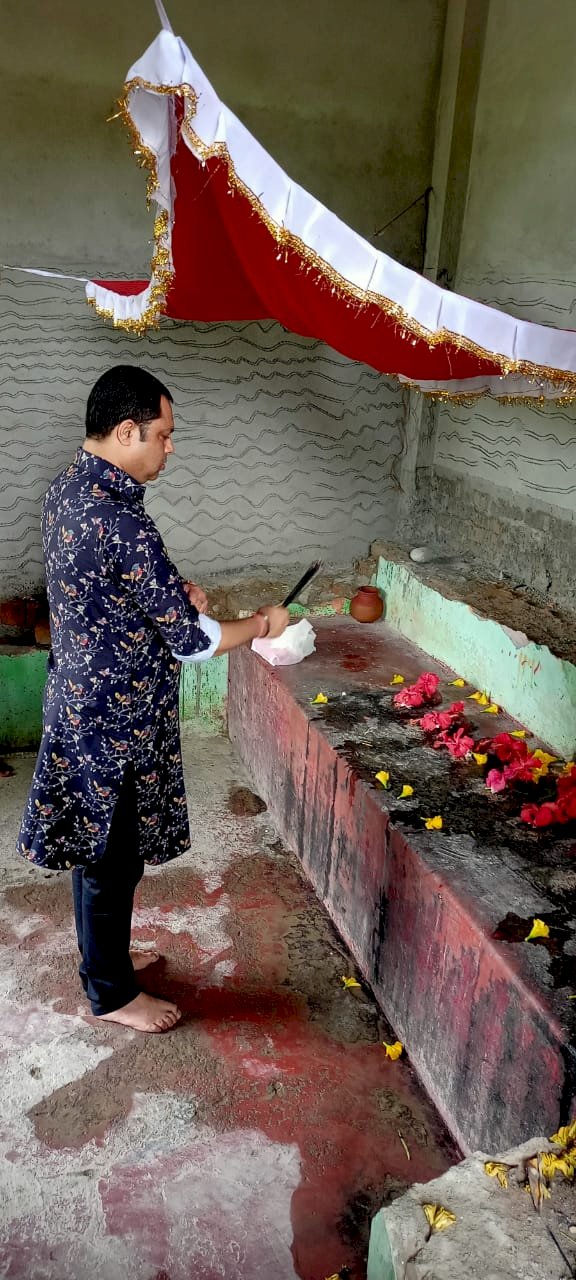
[229, 617, 576, 1153]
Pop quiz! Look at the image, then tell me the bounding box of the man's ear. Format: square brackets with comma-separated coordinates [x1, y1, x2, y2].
[116, 418, 138, 447]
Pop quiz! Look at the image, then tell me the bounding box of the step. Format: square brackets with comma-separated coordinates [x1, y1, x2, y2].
[228, 616, 576, 1154]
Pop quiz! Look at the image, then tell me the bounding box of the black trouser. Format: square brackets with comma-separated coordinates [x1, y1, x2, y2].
[72, 767, 143, 1016]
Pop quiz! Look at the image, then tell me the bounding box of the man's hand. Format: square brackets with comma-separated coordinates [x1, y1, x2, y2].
[183, 581, 208, 614]
[257, 604, 290, 639]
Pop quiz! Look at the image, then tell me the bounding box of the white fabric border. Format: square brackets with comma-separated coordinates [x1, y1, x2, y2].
[86, 29, 576, 398]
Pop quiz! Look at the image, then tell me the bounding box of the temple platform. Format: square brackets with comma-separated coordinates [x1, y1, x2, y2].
[229, 615, 576, 1154]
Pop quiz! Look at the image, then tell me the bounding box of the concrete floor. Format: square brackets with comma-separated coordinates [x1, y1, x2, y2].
[0, 731, 455, 1280]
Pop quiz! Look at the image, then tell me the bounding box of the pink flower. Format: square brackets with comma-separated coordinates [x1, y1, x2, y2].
[486, 768, 507, 793]
[394, 671, 440, 710]
[444, 728, 475, 760]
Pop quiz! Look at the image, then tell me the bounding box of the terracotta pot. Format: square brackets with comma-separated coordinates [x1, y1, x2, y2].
[349, 585, 384, 624]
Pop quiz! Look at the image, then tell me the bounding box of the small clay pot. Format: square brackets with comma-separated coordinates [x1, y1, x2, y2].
[349, 585, 384, 624]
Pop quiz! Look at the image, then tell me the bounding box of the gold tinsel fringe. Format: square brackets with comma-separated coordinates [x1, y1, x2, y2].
[92, 76, 576, 399]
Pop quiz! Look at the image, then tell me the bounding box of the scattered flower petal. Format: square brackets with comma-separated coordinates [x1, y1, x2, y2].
[484, 1161, 509, 1189]
[398, 784, 414, 799]
[422, 1204, 456, 1233]
[424, 815, 443, 830]
[312, 692, 328, 704]
[550, 1120, 576, 1146]
[449, 678, 466, 687]
[483, 703, 500, 715]
[469, 691, 490, 705]
[511, 730, 527, 738]
[562, 760, 576, 774]
[473, 753, 488, 765]
[390, 674, 405, 685]
[375, 770, 390, 788]
[533, 750, 557, 766]
[525, 918, 550, 941]
[383, 1040, 403, 1060]
[341, 975, 361, 990]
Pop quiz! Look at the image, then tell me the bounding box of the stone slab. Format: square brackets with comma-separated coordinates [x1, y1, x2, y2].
[228, 616, 576, 1153]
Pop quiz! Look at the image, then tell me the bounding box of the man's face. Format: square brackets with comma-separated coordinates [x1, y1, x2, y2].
[125, 396, 175, 484]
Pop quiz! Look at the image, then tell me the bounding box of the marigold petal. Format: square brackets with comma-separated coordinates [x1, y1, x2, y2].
[484, 1161, 509, 1189]
[525, 918, 550, 941]
[399, 784, 414, 799]
[422, 1204, 457, 1232]
[424, 815, 443, 830]
[383, 1040, 403, 1060]
[375, 770, 390, 788]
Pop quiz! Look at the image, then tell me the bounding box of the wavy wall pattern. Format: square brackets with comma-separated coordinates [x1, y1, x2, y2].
[0, 275, 404, 594]
[434, 272, 576, 512]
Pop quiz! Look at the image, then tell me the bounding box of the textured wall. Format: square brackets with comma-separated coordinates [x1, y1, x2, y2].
[419, 0, 576, 603]
[0, 275, 405, 594]
[0, 0, 448, 598]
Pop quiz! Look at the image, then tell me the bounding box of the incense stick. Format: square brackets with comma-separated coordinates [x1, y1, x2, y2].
[282, 561, 323, 607]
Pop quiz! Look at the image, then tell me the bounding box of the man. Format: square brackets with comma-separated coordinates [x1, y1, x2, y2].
[18, 365, 289, 1034]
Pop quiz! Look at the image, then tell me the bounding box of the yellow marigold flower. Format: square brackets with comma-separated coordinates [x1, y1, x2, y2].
[525, 918, 550, 941]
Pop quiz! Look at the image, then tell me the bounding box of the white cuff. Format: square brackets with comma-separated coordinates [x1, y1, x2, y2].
[175, 613, 222, 662]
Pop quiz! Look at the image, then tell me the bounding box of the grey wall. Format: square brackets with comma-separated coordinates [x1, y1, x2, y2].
[417, 0, 576, 604]
[0, 276, 405, 594]
[0, 0, 446, 592]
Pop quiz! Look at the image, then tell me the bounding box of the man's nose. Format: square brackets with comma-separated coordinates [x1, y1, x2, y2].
[165, 438, 174, 454]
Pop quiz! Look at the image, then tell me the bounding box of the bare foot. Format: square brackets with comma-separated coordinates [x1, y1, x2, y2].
[96, 992, 181, 1033]
[130, 949, 161, 971]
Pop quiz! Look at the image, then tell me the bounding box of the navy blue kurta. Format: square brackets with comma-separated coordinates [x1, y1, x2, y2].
[18, 448, 215, 870]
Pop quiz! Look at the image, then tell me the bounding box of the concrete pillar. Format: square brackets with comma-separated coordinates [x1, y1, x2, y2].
[397, 0, 490, 517]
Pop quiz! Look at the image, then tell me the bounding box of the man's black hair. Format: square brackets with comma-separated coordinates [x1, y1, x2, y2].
[85, 366, 173, 440]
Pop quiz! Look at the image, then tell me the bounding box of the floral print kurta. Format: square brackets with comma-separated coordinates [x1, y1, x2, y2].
[18, 448, 215, 870]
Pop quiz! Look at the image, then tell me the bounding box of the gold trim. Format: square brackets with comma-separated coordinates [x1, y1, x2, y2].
[94, 75, 576, 398]
[399, 381, 576, 406]
[89, 80, 198, 335]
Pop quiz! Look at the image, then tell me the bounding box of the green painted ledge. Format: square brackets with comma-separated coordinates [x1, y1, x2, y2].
[375, 557, 576, 758]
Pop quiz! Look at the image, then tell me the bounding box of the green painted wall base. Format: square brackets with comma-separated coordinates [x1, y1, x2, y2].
[0, 603, 350, 752]
[0, 648, 48, 751]
[366, 1211, 396, 1280]
[375, 557, 576, 757]
[179, 654, 229, 731]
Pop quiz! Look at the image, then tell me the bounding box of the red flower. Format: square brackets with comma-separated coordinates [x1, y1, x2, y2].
[489, 733, 530, 763]
[444, 728, 475, 760]
[419, 710, 450, 732]
[394, 672, 440, 709]
[520, 801, 561, 828]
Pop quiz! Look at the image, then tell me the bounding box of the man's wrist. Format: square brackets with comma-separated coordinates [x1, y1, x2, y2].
[253, 611, 270, 639]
